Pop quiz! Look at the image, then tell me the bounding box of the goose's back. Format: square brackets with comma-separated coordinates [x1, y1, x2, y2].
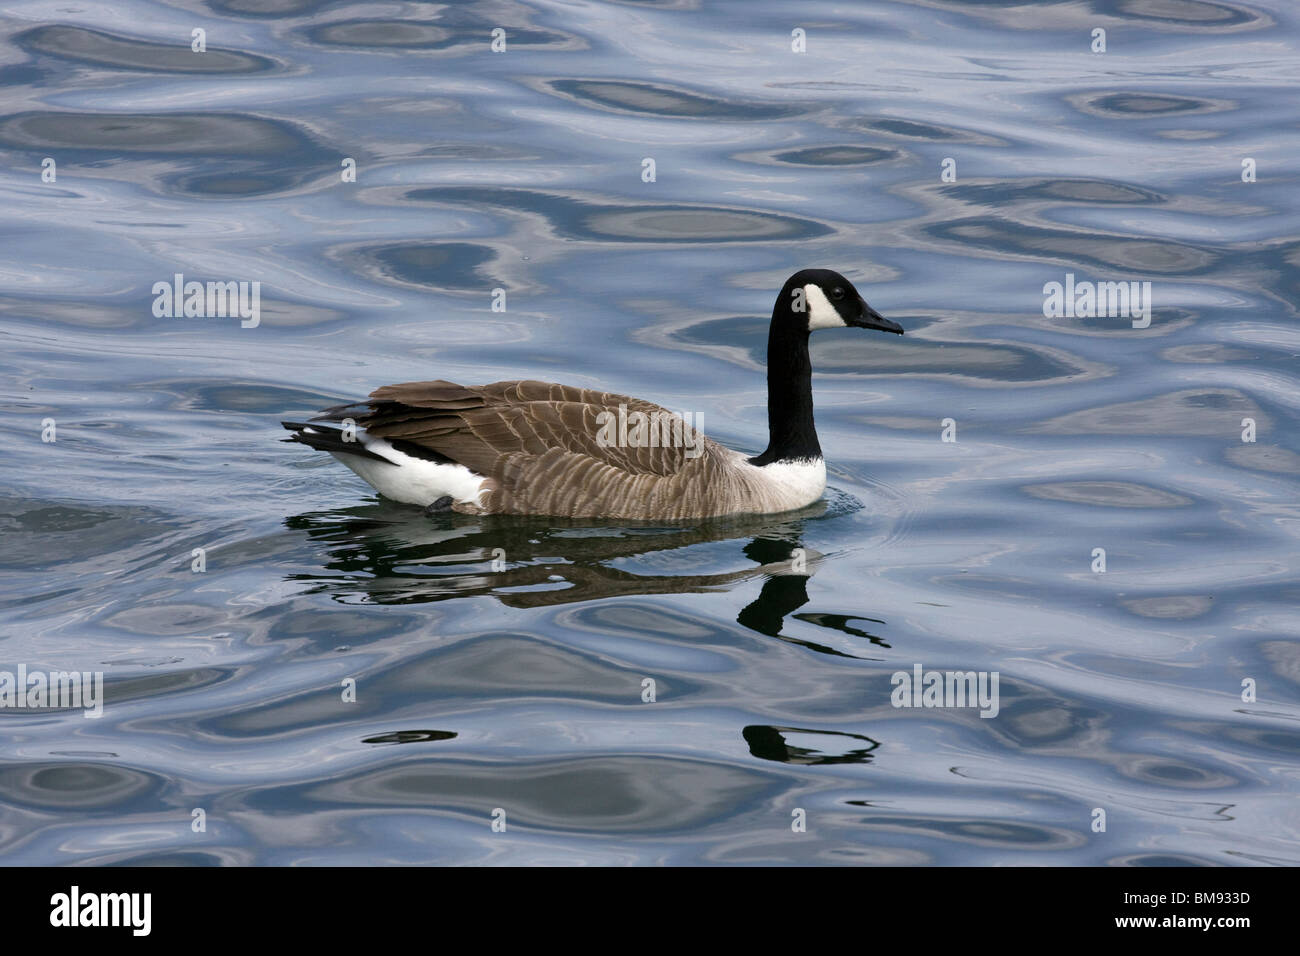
[332, 379, 820, 518]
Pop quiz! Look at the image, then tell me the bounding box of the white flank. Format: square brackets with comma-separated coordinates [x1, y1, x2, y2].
[321, 431, 487, 507]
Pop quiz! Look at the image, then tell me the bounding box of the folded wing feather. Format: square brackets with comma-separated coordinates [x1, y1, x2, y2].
[314, 379, 737, 518]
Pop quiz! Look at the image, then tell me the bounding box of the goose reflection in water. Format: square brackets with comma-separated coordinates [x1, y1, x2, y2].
[283, 495, 889, 658]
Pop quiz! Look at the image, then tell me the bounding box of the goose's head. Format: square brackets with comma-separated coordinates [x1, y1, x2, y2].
[779, 269, 903, 336]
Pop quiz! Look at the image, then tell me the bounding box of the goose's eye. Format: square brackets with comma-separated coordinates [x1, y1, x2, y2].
[830, 287, 845, 301]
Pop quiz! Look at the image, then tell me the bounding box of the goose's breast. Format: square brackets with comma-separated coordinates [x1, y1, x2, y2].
[727, 454, 827, 513]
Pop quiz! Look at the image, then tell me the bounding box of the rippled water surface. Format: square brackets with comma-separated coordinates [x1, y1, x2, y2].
[2, 0, 1299, 865]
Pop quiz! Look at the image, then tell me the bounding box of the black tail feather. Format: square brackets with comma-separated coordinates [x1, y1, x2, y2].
[281, 421, 395, 464]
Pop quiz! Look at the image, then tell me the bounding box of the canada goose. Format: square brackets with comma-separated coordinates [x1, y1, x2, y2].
[283, 269, 902, 519]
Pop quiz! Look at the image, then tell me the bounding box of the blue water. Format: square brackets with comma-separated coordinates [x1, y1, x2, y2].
[2, 0, 1299, 865]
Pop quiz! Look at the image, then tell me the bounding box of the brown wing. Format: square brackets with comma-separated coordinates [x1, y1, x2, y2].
[320, 379, 734, 517]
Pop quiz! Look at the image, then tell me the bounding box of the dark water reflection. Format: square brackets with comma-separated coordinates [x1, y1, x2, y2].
[0, 0, 1298, 865]
[284, 500, 900, 660]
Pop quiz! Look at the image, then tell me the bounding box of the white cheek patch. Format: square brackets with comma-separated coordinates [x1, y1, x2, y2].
[803, 284, 847, 330]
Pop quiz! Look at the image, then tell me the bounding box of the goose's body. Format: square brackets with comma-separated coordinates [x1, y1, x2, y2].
[284, 270, 902, 519]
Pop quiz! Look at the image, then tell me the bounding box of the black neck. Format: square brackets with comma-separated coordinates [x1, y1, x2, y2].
[749, 303, 821, 466]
